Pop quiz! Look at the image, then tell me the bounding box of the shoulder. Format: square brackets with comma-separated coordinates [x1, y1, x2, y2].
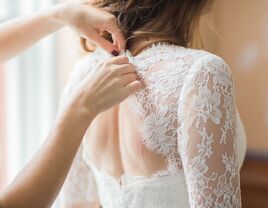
[180, 50, 234, 93]
[178, 51, 235, 117]
[188, 50, 232, 78]
[164, 46, 230, 76]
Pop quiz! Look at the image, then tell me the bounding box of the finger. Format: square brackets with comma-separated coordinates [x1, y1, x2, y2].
[121, 73, 138, 86]
[85, 29, 119, 54]
[115, 64, 136, 74]
[112, 33, 119, 49]
[125, 80, 142, 94]
[106, 24, 126, 51]
[109, 55, 129, 65]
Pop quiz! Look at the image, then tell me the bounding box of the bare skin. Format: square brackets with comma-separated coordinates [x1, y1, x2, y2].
[0, 3, 141, 208]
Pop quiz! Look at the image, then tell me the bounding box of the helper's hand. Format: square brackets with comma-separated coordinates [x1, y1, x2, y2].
[55, 3, 125, 53]
[0, 2, 124, 62]
[69, 55, 141, 117]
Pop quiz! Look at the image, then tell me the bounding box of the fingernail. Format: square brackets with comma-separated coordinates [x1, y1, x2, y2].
[111, 50, 119, 56]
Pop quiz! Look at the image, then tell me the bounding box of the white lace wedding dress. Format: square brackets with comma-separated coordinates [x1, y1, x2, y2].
[59, 43, 247, 208]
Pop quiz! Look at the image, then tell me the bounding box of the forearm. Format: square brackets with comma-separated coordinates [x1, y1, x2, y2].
[0, 4, 65, 62]
[0, 104, 95, 208]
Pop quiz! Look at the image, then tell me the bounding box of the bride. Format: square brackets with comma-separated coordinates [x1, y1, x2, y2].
[60, 0, 247, 207]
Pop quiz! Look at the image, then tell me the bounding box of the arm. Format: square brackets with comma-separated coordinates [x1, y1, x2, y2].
[178, 55, 241, 207]
[0, 56, 140, 208]
[0, 3, 124, 62]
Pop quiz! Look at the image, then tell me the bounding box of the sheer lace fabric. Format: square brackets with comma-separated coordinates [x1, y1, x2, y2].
[60, 44, 246, 208]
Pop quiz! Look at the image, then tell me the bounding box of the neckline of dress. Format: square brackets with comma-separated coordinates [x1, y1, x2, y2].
[94, 42, 185, 62]
[126, 42, 185, 59]
[123, 42, 187, 72]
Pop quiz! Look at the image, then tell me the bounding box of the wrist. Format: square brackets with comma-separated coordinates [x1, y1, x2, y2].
[62, 96, 98, 125]
[69, 102, 97, 123]
[69, 85, 102, 119]
[50, 105, 94, 152]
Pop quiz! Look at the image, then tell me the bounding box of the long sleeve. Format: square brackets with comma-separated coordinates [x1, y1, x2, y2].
[177, 54, 241, 208]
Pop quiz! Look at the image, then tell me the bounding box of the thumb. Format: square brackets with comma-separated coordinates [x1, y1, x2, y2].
[84, 29, 120, 55]
[106, 24, 126, 51]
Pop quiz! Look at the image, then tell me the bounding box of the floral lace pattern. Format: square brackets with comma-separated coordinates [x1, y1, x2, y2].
[59, 43, 246, 208]
[178, 54, 241, 207]
[126, 45, 203, 175]
[60, 146, 98, 206]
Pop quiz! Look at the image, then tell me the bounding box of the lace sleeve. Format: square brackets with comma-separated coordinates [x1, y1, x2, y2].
[178, 54, 241, 208]
[60, 146, 99, 207]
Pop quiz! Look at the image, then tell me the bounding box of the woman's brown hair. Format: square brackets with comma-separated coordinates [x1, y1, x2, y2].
[81, 0, 211, 52]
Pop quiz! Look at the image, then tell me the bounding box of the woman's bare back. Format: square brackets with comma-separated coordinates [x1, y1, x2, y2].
[84, 101, 167, 179]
